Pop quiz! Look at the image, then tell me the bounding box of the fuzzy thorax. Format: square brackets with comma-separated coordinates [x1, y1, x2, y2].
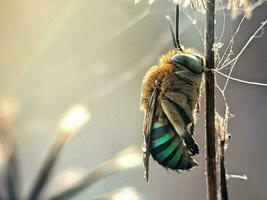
[140, 47, 197, 112]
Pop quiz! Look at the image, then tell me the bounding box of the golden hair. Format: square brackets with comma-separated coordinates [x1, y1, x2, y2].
[140, 47, 197, 111]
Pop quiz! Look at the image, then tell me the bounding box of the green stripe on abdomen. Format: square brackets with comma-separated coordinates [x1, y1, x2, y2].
[166, 146, 183, 169]
[151, 123, 193, 170]
[151, 131, 175, 148]
[155, 141, 178, 163]
[176, 150, 188, 169]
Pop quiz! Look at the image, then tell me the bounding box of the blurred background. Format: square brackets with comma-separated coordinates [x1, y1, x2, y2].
[0, 0, 267, 199]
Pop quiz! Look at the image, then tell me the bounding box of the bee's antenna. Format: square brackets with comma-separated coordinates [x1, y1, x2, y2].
[165, 16, 178, 48]
[166, 3, 182, 50]
[175, 4, 182, 50]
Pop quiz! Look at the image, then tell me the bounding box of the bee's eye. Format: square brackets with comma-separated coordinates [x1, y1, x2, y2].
[170, 54, 204, 74]
[194, 55, 204, 66]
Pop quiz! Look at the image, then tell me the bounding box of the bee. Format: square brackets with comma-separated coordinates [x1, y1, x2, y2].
[140, 5, 204, 181]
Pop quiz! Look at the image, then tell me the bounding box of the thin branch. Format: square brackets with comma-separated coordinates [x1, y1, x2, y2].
[47, 146, 141, 200]
[205, 0, 218, 199]
[215, 110, 230, 200]
[222, 18, 267, 92]
[226, 174, 248, 180]
[218, 0, 226, 43]
[47, 162, 114, 200]
[5, 149, 20, 200]
[220, 140, 229, 200]
[27, 134, 69, 200]
[216, 13, 247, 70]
[215, 83, 229, 113]
[214, 70, 267, 87]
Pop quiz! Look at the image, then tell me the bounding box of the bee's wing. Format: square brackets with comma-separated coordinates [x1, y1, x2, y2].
[142, 85, 160, 181]
[164, 91, 193, 124]
[160, 97, 187, 137]
[161, 72, 194, 136]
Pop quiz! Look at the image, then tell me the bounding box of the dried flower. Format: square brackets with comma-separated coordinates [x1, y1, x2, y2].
[215, 107, 231, 145]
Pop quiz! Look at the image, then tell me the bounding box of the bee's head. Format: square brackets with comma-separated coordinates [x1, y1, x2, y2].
[170, 53, 204, 74]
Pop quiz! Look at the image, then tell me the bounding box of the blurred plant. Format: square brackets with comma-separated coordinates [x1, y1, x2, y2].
[109, 187, 143, 200]
[47, 168, 86, 195]
[27, 104, 90, 200]
[94, 187, 144, 200]
[134, 0, 265, 18]
[0, 95, 20, 161]
[47, 146, 142, 200]
[134, 0, 206, 12]
[0, 100, 143, 200]
[0, 95, 20, 200]
[58, 105, 90, 134]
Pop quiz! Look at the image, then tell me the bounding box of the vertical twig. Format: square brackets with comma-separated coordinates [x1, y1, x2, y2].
[216, 110, 230, 200]
[205, 0, 217, 199]
[219, 140, 229, 200]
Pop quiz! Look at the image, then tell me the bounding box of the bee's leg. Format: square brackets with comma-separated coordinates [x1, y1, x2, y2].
[161, 99, 199, 155]
[187, 122, 195, 135]
[184, 131, 199, 155]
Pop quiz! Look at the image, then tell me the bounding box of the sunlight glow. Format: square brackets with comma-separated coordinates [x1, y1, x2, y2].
[51, 168, 85, 193]
[0, 145, 6, 169]
[0, 95, 20, 127]
[226, 174, 248, 181]
[59, 104, 90, 135]
[113, 146, 142, 170]
[112, 187, 142, 200]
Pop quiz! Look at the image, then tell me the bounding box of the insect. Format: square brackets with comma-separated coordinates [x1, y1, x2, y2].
[140, 4, 204, 181]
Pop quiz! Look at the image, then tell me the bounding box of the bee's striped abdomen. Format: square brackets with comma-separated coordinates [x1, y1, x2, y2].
[150, 122, 196, 170]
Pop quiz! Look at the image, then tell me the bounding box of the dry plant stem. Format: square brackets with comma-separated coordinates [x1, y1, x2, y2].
[216, 13, 247, 70]
[205, 0, 217, 199]
[222, 18, 267, 92]
[5, 149, 20, 200]
[220, 140, 229, 200]
[216, 110, 230, 200]
[47, 161, 115, 200]
[213, 70, 267, 87]
[27, 133, 69, 200]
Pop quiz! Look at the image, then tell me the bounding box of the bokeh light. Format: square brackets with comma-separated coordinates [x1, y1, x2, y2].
[59, 104, 90, 136]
